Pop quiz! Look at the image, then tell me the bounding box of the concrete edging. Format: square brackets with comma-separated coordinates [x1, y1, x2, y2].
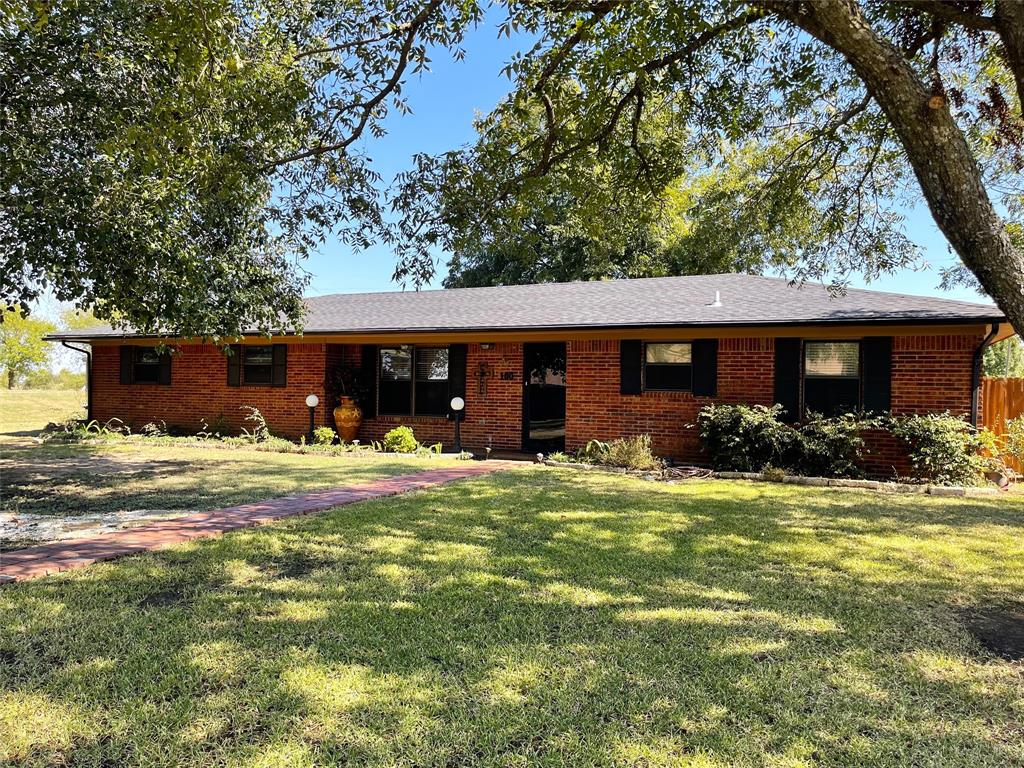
[542, 460, 999, 496]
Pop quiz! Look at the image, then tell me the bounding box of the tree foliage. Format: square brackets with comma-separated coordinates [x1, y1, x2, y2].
[984, 336, 1024, 378]
[399, 0, 1023, 328]
[3, 1, 1023, 336]
[0, 306, 56, 388]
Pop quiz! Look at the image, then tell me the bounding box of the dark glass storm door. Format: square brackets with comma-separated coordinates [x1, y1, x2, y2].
[522, 342, 567, 453]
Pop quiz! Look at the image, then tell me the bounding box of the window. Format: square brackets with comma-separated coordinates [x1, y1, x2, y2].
[243, 346, 274, 385]
[804, 341, 861, 415]
[120, 346, 171, 385]
[133, 347, 162, 384]
[644, 342, 692, 391]
[378, 346, 449, 416]
[227, 344, 286, 387]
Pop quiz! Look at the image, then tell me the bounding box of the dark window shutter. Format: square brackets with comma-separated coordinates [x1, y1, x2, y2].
[158, 350, 172, 385]
[774, 338, 802, 421]
[691, 339, 718, 397]
[272, 344, 287, 388]
[862, 336, 893, 412]
[227, 345, 241, 387]
[361, 344, 378, 417]
[119, 346, 133, 385]
[620, 340, 642, 395]
[448, 344, 467, 415]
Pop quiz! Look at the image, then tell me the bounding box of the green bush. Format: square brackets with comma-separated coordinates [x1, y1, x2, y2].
[798, 412, 869, 478]
[602, 434, 662, 471]
[570, 435, 662, 471]
[312, 426, 337, 446]
[1005, 416, 1024, 472]
[696, 404, 801, 472]
[887, 413, 997, 485]
[696, 405, 870, 477]
[382, 426, 419, 453]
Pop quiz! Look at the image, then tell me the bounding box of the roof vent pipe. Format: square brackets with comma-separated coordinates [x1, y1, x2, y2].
[710, 290, 723, 308]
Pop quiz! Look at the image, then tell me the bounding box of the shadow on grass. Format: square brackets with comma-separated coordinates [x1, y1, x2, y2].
[1, 469, 1023, 766]
[0, 442, 459, 518]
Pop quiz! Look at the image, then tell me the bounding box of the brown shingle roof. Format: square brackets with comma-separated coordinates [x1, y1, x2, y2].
[49, 274, 1005, 339]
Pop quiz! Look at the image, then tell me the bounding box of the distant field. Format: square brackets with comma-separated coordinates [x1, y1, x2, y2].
[0, 389, 85, 436]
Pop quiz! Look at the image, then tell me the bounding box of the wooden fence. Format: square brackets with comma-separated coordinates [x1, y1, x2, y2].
[981, 377, 1024, 472]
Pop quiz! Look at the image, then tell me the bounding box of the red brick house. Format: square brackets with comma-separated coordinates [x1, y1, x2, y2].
[51, 274, 1012, 467]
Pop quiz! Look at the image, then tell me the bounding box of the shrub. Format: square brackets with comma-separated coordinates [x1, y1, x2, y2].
[696, 405, 872, 477]
[798, 412, 870, 478]
[571, 435, 662, 471]
[239, 406, 270, 443]
[696, 404, 801, 472]
[887, 413, 997, 485]
[601, 434, 662, 471]
[312, 426, 337, 446]
[576, 439, 610, 464]
[382, 426, 419, 453]
[139, 420, 168, 438]
[1005, 416, 1024, 472]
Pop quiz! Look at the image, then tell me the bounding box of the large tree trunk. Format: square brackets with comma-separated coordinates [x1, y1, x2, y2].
[766, 0, 1024, 334]
[995, 0, 1024, 108]
[6, 369, 14, 389]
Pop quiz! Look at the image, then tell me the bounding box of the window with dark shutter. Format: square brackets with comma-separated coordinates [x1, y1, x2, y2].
[774, 338, 801, 421]
[691, 339, 718, 397]
[272, 344, 287, 388]
[862, 337, 892, 412]
[415, 347, 449, 416]
[227, 345, 242, 387]
[644, 343, 692, 391]
[379, 347, 413, 415]
[620, 340, 642, 395]
[120, 346, 171, 385]
[242, 346, 274, 385]
[803, 341, 861, 415]
[378, 346, 450, 416]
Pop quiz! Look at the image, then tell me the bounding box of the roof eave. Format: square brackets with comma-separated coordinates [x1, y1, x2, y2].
[43, 314, 1007, 343]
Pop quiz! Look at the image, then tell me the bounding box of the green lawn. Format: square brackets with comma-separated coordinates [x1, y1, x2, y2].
[1, 441, 468, 520]
[2, 468, 1023, 767]
[0, 389, 85, 437]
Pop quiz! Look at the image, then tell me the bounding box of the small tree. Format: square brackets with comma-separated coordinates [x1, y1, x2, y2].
[984, 337, 1024, 378]
[0, 306, 55, 388]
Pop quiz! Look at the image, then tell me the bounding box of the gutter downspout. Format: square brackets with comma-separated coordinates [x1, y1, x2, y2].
[61, 341, 92, 423]
[970, 324, 1000, 426]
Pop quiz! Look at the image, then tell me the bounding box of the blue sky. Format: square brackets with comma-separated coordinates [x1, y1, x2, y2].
[303, 12, 990, 306]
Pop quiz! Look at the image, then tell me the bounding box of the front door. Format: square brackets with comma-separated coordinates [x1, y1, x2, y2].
[522, 342, 566, 453]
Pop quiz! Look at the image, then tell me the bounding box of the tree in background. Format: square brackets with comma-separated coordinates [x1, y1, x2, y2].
[0, 307, 56, 388]
[5, 1, 1023, 335]
[984, 336, 1024, 378]
[444, 141, 837, 287]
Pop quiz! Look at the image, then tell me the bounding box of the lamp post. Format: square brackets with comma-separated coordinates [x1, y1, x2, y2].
[450, 396, 465, 453]
[305, 394, 319, 444]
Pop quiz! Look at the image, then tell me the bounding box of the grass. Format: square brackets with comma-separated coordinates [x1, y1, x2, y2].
[1, 441, 468, 520]
[0, 389, 85, 437]
[1, 389, 466, 523]
[2, 467, 1023, 766]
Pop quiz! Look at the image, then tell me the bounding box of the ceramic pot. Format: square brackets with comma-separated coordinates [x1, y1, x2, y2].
[333, 396, 363, 442]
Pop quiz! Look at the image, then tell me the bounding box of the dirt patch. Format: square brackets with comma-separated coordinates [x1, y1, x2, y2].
[962, 604, 1024, 661]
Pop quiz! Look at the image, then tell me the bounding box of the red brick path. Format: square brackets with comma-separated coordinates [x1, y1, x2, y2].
[0, 462, 514, 584]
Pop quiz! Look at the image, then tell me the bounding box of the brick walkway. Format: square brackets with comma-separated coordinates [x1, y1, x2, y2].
[0, 462, 513, 585]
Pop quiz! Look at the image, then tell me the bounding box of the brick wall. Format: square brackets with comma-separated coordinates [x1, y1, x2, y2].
[336, 342, 525, 451]
[91, 331, 984, 470]
[565, 338, 776, 461]
[92, 343, 331, 439]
